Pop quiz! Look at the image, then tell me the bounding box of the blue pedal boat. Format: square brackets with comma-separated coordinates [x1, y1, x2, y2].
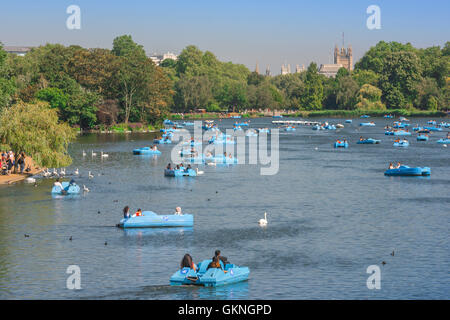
[205, 155, 238, 164]
[393, 140, 409, 147]
[345, 119, 353, 123]
[416, 135, 429, 141]
[357, 138, 380, 144]
[164, 168, 197, 177]
[360, 122, 375, 126]
[360, 115, 370, 118]
[133, 147, 161, 155]
[423, 126, 442, 132]
[118, 211, 193, 228]
[170, 259, 250, 287]
[163, 119, 174, 126]
[334, 141, 349, 148]
[384, 165, 431, 176]
[285, 126, 296, 131]
[51, 182, 81, 194]
[393, 130, 411, 136]
[153, 138, 172, 144]
[384, 115, 394, 118]
[437, 138, 450, 144]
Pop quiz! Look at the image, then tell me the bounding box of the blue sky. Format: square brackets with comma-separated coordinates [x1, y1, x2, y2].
[1, 0, 449, 74]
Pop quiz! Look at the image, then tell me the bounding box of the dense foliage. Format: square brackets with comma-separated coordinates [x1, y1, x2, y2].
[0, 101, 76, 167]
[0, 39, 448, 127]
[0, 36, 173, 129]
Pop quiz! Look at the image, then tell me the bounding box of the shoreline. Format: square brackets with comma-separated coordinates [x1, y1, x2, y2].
[169, 110, 449, 121]
[0, 157, 44, 185]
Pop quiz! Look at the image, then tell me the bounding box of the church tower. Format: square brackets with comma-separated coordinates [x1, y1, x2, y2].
[266, 65, 271, 76]
[255, 62, 260, 74]
[334, 44, 353, 71]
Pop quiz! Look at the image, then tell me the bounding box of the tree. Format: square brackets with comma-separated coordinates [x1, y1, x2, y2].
[336, 76, 359, 109]
[379, 51, 422, 108]
[111, 35, 146, 58]
[355, 84, 386, 110]
[0, 101, 76, 167]
[0, 43, 17, 109]
[414, 77, 442, 110]
[300, 63, 323, 110]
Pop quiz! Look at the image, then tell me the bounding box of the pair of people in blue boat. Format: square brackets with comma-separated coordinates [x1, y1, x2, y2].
[123, 206, 183, 219]
[54, 178, 77, 194]
[123, 206, 143, 219]
[388, 162, 402, 170]
[180, 250, 230, 271]
[166, 163, 192, 171]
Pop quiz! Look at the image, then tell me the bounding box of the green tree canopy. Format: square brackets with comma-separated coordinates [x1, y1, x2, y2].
[0, 101, 76, 167]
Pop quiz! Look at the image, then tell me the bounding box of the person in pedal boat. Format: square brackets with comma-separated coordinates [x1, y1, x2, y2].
[180, 254, 197, 271]
[133, 208, 142, 217]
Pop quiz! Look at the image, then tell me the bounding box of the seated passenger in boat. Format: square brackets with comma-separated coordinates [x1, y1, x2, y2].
[123, 206, 131, 219]
[207, 256, 223, 270]
[213, 250, 230, 266]
[174, 207, 183, 215]
[360, 136, 364, 141]
[133, 209, 142, 217]
[166, 163, 172, 170]
[152, 145, 158, 151]
[54, 179, 66, 194]
[180, 254, 196, 271]
[388, 163, 394, 170]
[395, 162, 401, 169]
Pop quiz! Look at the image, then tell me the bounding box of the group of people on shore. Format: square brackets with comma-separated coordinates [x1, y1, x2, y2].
[181, 250, 230, 271]
[1, 151, 29, 175]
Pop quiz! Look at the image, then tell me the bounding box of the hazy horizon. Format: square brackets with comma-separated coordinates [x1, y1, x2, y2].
[1, 0, 449, 74]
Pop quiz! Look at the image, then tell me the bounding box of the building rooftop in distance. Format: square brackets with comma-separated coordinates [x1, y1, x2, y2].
[318, 64, 344, 78]
[3, 46, 34, 56]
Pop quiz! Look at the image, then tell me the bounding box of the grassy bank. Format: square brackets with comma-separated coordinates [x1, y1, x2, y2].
[283, 109, 448, 118]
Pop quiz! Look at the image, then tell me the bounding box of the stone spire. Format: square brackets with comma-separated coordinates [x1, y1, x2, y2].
[266, 65, 271, 76]
[255, 62, 259, 74]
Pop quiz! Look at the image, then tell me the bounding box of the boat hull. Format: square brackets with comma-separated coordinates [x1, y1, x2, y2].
[118, 212, 193, 228]
[170, 259, 249, 287]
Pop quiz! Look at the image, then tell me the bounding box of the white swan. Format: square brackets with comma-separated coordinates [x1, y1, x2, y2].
[43, 168, 51, 177]
[258, 212, 268, 227]
[196, 168, 204, 175]
[88, 171, 94, 179]
[60, 168, 66, 176]
[101, 151, 109, 158]
[91, 150, 97, 156]
[52, 168, 58, 176]
[83, 185, 90, 192]
[25, 177, 36, 183]
[82, 150, 86, 157]
[74, 168, 79, 175]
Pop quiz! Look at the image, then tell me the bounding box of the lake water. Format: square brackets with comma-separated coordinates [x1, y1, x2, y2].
[0, 117, 448, 299]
